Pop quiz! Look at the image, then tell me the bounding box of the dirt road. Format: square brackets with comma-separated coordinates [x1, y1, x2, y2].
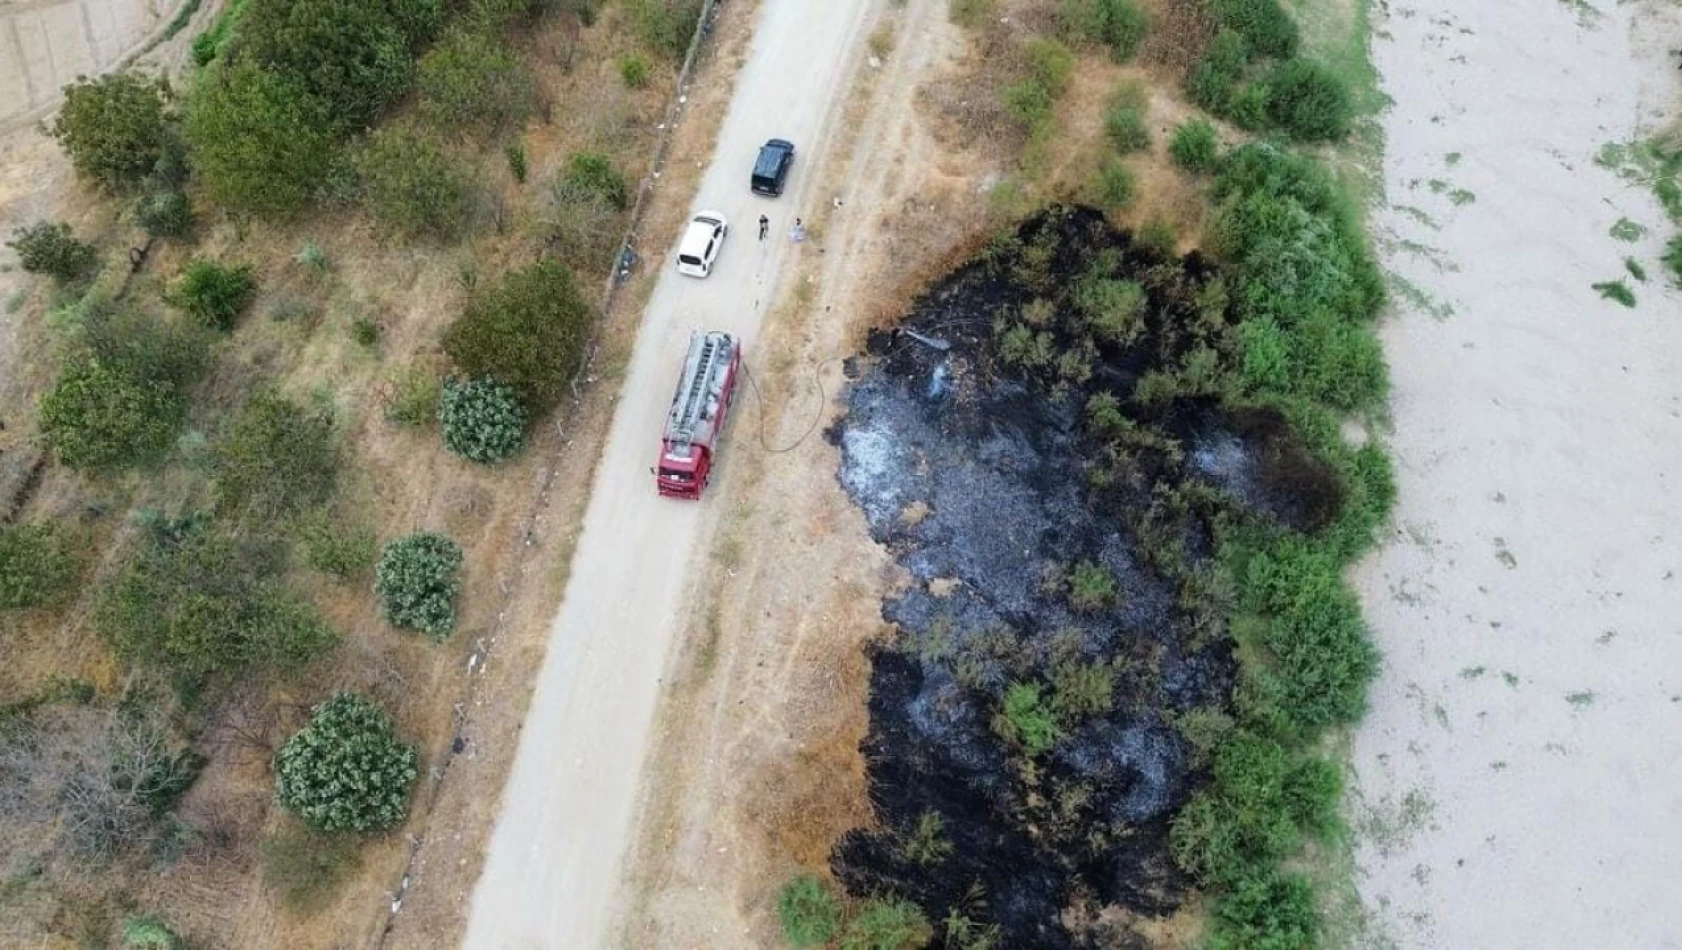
[1351, 0, 1682, 946]
[462, 1, 875, 946]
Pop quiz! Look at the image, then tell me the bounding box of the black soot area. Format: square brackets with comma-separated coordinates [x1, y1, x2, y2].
[828, 207, 1339, 947]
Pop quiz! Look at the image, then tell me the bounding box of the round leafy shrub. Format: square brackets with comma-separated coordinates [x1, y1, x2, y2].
[1186, 29, 1250, 113]
[0, 522, 81, 610]
[1169, 117, 1220, 173]
[7, 221, 98, 284]
[443, 259, 594, 412]
[375, 532, 464, 639]
[1104, 103, 1150, 154]
[274, 693, 419, 833]
[439, 377, 527, 463]
[1266, 57, 1352, 143]
[839, 898, 933, 950]
[1208, 0, 1299, 60]
[563, 152, 629, 211]
[618, 53, 651, 88]
[51, 73, 173, 190]
[136, 190, 194, 238]
[1059, 0, 1149, 62]
[39, 354, 185, 471]
[777, 874, 841, 948]
[1092, 159, 1137, 210]
[168, 259, 256, 331]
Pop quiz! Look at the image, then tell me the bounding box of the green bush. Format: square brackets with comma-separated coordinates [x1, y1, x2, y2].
[1104, 102, 1150, 154]
[1074, 277, 1146, 346]
[1169, 117, 1220, 172]
[1228, 80, 1272, 130]
[375, 532, 464, 639]
[563, 151, 630, 211]
[121, 916, 184, 950]
[443, 259, 594, 412]
[191, 0, 249, 66]
[186, 61, 336, 218]
[1239, 536, 1377, 730]
[357, 125, 473, 239]
[135, 190, 194, 238]
[297, 515, 377, 579]
[50, 73, 174, 190]
[777, 874, 842, 947]
[1209, 869, 1319, 950]
[241, 0, 441, 131]
[1059, 0, 1149, 62]
[167, 259, 255, 331]
[505, 141, 528, 183]
[1049, 660, 1116, 722]
[1067, 558, 1118, 610]
[993, 681, 1061, 755]
[1169, 730, 1320, 885]
[1092, 159, 1137, 210]
[259, 823, 362, 910]
[439, 377, 528, 463]
[7, 221, 98, 284]
[417, 29, 535, 135]
[1002, 78, 1056, 137]
[1024, 38, 1075, 99]
[840, 897, 934, 950]
[624, 0, 702, 58]
[39, 354, 184, 472]
[1266, 58, 1352, 142]
[619, 53, 651, 88]
[1186, 30, 1250, 113]
[352, 316, 381, 347]
[211, 390, 339, 521]
[98, 514, 337, 677]
[274, 693, 419, 833]
[1207, 0, 1299, 60]
[0, 522, 82, 610]
[1664, 233, 1682, 286]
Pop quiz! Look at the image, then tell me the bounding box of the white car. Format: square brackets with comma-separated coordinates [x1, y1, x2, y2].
[676, 211, 729, 278]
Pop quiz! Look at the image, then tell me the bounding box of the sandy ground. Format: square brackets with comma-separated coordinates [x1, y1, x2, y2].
[0, 0, 194, 132]
[460, 0, 880, 946]
[1350, 0, 1682, 947]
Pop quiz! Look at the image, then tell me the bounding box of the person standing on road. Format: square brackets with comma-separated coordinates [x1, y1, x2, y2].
[759, 214, 769, 240]
[791, 218, 806, 243]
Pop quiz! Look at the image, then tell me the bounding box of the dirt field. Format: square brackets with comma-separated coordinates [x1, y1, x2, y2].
[1349, 0, 1682, 946]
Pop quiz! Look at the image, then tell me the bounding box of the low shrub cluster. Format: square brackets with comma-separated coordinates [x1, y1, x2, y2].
[355, 124, 474, 239]
[97, 512, 338, 678]
[778, 875, 933, 950]
[546, 156, 632, 265]
[135, 190, 194, 238]
[1169, 117, 1220, 173]
[7, 221, 99, 284]
[1184, 0, 1352, 143]
[439, 376, 528, 463]
[1058, 0, 1149, 62]
[1001, 39, 1075, 144]
[375, 532, 464, 639]
[274, 693, 419, 833]
[0, 522, 82, 610]
[210, 390, 339, 521]
[297, 515, 377, 579]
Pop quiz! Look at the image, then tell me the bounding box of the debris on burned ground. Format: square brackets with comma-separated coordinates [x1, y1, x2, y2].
[829, 206, 1342, 947]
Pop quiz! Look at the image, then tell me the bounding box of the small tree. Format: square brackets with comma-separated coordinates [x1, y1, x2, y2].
[439, 376, 528, 463]
[840, 898, 934, 950]
[51, 73, 174, 190]
[7, 221, 99, 284]
[211, 390, 339, 520]
[444, 260, 594, 412]
[167, 259, 256, 331]
[274, 693, 419, 833]
[375, 532, 464, 639]
[1266, 57, 1352, 142]
[356, 124, 473, 239]
[417, 29, 535, 135]
[777, 874, 842, 948]
[186, 61, 336, 219]
[0, 521, 82, 610]
[563, 152, 629, 210]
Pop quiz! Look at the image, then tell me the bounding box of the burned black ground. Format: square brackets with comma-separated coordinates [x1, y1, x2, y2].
[829, 207, 1342, 947]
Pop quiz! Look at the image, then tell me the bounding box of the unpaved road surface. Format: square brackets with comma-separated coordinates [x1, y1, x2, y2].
[463, 1, 874, 946]
[1352, 0, 1682, 946]
[0, 0, 195, 132]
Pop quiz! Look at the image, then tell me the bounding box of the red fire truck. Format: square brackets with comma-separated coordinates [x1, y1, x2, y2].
[655, 330, 742, 499]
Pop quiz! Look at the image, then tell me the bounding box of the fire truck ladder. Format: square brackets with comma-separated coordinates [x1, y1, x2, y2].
[671, 334, 722, 444]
